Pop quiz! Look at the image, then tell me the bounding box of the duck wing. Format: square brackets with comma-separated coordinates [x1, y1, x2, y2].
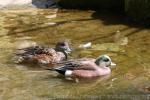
[47, 60, 96, 75]
[16, 45, 45, 55]
[14, 45, 57, 63]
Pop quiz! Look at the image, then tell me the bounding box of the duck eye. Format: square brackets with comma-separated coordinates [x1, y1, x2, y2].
[61, 44, 65, 46]
[103, 58, 109, 62]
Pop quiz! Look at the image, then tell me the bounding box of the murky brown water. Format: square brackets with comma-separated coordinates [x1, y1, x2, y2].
[0, 8, 149, 99]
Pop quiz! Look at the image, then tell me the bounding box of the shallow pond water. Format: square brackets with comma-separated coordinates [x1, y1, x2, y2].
[0, 8, 149, 99]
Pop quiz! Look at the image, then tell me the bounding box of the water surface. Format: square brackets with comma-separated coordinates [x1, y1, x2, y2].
[0, 9, 149, 99]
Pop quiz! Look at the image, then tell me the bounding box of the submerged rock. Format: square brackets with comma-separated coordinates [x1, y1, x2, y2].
[91, 43, 125, 52]
[0, 0, 57, 9]
[114, 30, 128, 46]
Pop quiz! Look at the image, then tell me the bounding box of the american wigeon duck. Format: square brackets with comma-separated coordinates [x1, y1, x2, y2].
[14, 41, 72, 65]
[48, 55, 116, 79]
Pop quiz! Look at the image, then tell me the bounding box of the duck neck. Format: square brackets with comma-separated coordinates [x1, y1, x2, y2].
[62, 51, 68, 59]
[55, 48, 68, 59]
[95, 59, 100, 66]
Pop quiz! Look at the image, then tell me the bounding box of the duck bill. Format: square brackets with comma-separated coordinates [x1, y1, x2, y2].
[110, 62, 116, 66]
[66, 48, 72, 54]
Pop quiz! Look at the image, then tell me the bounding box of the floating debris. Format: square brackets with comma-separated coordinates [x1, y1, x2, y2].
[112, 78, 118, 81]
[91, 43, 125, 52]
[79, 42, 92, 49]
[116, 30, 120, 33]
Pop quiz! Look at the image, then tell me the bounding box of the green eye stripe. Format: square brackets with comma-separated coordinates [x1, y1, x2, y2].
[103, 58, 109, 62]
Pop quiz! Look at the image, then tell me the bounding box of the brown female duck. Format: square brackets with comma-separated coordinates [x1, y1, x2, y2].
[15, 41, 72, 65]
[48, 55, 116, 78]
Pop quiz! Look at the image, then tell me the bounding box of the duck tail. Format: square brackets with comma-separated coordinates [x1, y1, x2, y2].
[54, 68, 66, 75]
[45, 68, 55, 71]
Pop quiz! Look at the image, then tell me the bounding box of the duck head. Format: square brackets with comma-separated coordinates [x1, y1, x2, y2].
[95, 55, 116, 67]
[55, 41, 72, 58]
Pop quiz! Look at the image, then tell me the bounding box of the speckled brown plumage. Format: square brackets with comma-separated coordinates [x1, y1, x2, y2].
[14, 41, 71, 65]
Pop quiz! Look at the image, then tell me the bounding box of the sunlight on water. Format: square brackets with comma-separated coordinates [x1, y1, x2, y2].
[0, 8, 149, 99]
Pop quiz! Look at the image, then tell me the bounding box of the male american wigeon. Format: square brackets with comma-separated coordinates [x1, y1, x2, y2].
[48, 55, 116, 79]
[15, 41, 72, 65]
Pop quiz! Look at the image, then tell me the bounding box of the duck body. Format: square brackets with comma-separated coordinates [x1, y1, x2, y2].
[14, 41, 71, 65]
[55, 60, 110, 78]
[48, 55, 116, 79]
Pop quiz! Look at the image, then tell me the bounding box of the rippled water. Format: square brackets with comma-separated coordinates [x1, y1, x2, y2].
[0, 8, 149, 99]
